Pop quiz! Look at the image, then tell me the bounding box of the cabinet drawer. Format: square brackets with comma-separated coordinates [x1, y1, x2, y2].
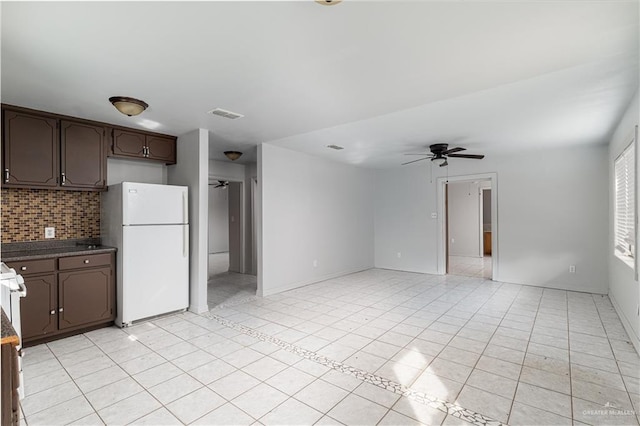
[58, 253, 111, 270]
[5, 259, 55, 275]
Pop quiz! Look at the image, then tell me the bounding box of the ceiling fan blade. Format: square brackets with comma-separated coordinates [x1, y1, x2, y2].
[404, 153, 432, 156]
[444, 147, 466, 155]
[402, 157, 431, 166]
[448, 154, 485, 159]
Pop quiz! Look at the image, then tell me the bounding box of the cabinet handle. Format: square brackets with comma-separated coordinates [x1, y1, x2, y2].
[84, 259, 90, 264]
[20, 266, 26, 271]
[61, 172, 66, 185]
[58, 307, 63, 312]
[50, 310, 55, 315]
[4, 169, 9, 183]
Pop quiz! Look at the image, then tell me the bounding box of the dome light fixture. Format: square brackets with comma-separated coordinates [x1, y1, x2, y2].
[224, 151, 243, 161]
[315, 0, 342, 5]
[109, 96, 149, 117]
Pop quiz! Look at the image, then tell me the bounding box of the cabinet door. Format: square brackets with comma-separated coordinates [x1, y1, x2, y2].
[60, 121, 106, 189]
[112, 129, 145, 159]
[58, 267, 113, 330]
[2, 111, 58, 188]
[146, 135, 176, 164]
[20, 274, 57, 340]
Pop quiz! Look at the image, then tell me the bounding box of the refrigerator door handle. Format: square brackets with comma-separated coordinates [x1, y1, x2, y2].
[182, 192, 188, 224]
[183, 226, 189, 258]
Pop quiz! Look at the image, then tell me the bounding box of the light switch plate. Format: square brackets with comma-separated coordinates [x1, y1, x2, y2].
[45, 227, 55, 239]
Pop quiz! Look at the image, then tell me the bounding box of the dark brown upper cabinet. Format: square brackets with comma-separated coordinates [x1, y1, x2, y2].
[61, 121, 107, 190]
[2, 108, 106, 191]
[146, 135, 176, 163]
[2, 105, 178, 190]
[111, 129, 176, 165]
[3, 110, 59, 188]
[112, 129, 145, 159]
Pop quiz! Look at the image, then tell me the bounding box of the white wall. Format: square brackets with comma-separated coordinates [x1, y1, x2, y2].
[228, 182, 242, 273]
[107, 158, 167, 185]
[259, 144, 375, 296]
[448, 181, 481, 257]
[167, 129, 209, 314]
[608, 89, 640, 352]
[375, 144, 608, 294]
[208, 185, 229, 254]
[246, 163, 258, 275]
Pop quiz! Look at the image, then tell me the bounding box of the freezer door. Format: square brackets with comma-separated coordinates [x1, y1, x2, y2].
[122, 182, 188, 225]
[119, 224, 189, 325]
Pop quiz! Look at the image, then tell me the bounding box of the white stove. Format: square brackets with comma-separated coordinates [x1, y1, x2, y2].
[1, 261, 26, 399]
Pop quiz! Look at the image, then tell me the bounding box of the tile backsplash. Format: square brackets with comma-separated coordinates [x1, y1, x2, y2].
[1, 188, 100, 243]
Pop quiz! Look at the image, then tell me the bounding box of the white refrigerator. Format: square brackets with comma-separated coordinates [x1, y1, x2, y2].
[102, 182, 189, 327]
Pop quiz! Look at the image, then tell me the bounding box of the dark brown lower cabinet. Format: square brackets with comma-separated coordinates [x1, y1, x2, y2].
[9, 252, 116, 346]
[58, 267, 113, 330]
[20, 274, 57, 340]
[1, 341, 19, 426]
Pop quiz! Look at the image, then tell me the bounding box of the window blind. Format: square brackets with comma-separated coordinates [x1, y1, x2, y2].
[614, 142, 635, 262]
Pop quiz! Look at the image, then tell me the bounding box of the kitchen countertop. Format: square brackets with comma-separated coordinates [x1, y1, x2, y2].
[1, 239, 116, 262]
[1, 309, 18, 346]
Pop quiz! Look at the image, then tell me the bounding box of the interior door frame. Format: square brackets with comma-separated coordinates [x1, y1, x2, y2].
[436, 172, 498, 279]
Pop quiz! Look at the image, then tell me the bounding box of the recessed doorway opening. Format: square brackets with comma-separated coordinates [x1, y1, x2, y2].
[437, 173, 498, 280]
[207, 178, 257, 309]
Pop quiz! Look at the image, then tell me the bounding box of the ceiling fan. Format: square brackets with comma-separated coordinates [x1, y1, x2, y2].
[402, 143, 485, 167]
[213, 180, 229, 188]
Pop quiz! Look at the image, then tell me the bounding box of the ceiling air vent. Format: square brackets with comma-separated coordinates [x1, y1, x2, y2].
[208, 108, 244, 120]
[327, 144, 344, 150]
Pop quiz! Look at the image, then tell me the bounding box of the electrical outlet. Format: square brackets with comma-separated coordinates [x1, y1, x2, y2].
[431, 212, 437, 219]
[45, 227, 55, 239]
[397, 252, 402, 258]
[569, 265, 576, 273]
[313, 260, 318, 268]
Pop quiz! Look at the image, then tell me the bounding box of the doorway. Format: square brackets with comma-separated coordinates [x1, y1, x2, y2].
[207, 179, 256, 308]
[437, 173, 498, 280]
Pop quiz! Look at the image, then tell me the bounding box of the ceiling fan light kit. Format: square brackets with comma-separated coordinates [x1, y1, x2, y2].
[109, 96, 148, 116]
[213, 180, 229, 189]
[402, 143, 485, 166]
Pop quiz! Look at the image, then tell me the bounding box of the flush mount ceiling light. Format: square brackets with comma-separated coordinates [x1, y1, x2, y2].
[109, 96, 148, 117]
[315, 0, 342, 5]
[224, 151, 243, 161]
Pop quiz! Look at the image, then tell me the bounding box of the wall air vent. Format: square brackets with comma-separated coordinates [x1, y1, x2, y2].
[327, 144, 344, 150]
[208, 108, 244, 120]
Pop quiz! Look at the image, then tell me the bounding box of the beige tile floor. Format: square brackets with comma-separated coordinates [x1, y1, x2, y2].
[19, 269, 640, 425]
[208, 252, 257, 309]
[448, 256, 492, 279]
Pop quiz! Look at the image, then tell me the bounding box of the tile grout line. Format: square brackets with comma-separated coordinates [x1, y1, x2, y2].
[202, 311, 507, 426]
[590, 294, 639, 421]
[504, 286, 544, 424]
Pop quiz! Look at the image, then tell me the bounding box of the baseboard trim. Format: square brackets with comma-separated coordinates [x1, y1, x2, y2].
[189, 303, 210, 315]
[609, 293, 640, 355]
[259, 266, 373, 297]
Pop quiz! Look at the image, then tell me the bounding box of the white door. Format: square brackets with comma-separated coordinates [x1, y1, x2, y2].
[120, 224, 189, 324]
[123, 182, 188, 225]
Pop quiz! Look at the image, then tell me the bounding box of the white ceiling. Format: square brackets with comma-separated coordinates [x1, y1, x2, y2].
[2, 1, 638, 168]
